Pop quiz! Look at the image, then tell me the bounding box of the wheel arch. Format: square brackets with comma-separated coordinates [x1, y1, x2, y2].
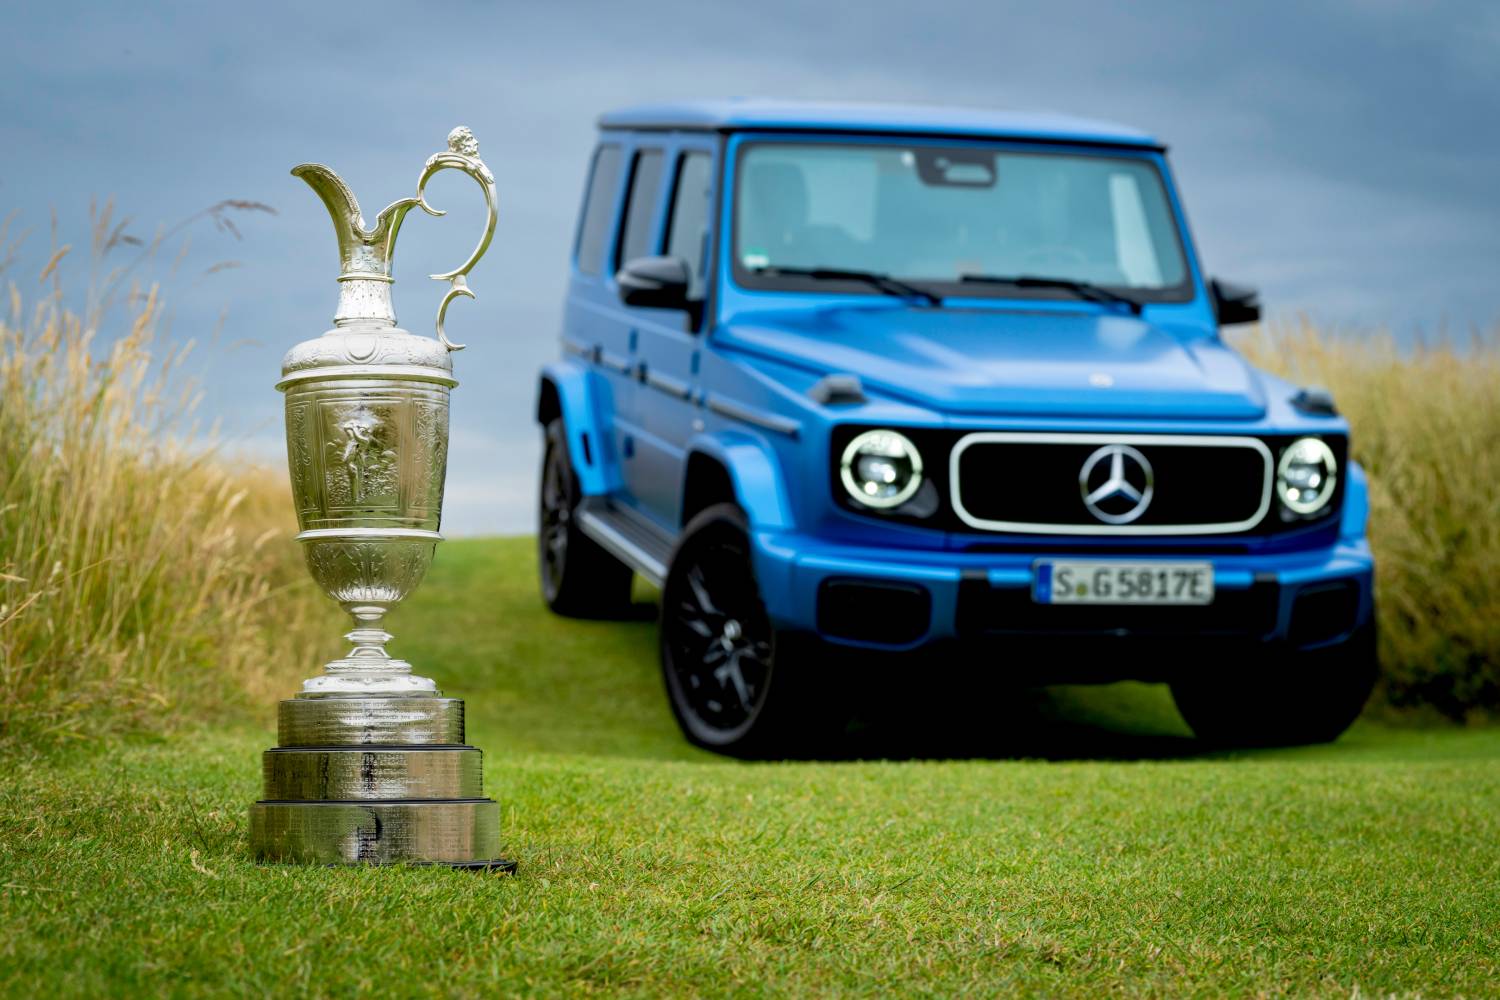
[537, 361, 618, 497]
[681, 432, 793, 531]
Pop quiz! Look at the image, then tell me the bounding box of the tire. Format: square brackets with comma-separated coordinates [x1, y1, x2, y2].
[537, 418, 634, 618]
[1170, 621, 1378, 748]
[659, 503, 838, 758]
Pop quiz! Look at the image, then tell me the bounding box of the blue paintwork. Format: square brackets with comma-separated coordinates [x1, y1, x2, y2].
[716, 307, 1268, 419]
[536, 101, 1373, 659]
[538, 359, 620, 497]
[683, 431, 795, 531]
[598, 98, 1163, 149]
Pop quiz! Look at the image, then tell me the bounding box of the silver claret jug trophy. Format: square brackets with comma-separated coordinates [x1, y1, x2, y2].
[249, 127, 513, 870]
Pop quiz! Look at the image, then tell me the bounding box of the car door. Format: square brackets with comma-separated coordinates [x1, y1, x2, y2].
[561, 141, 636, 492]
[599, 141, 672, 522]
[621, 139, 717, 529]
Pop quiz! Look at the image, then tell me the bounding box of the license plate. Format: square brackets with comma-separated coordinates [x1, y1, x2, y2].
[1034, 560, 1214, 605]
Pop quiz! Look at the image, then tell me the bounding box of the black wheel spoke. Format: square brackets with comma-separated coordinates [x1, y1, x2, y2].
[682, 617, 715, 639]
[686, 569, 721, 618]
[718, 650, 753, 709]
[664, 520, 775, 736]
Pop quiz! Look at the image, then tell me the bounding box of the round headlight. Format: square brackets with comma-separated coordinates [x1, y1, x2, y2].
[840, 429, 924, 509]
[1277, 437, 1338, 514]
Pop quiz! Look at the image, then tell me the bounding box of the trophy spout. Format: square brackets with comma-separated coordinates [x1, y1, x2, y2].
[292, 163, 373, 275]
[292, 163, 421, 329]
[291, 163, 426, 282]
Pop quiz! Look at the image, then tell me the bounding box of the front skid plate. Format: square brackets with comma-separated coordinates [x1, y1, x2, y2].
[250, 799, 501, 865]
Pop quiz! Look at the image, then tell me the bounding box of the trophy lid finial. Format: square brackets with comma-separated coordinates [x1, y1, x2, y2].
[447, 126, 480, 158]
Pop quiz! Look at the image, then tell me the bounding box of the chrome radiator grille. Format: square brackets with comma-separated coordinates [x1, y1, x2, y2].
[949, 433, 1274, 536]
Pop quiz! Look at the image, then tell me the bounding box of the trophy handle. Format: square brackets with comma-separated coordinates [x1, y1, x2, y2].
[414, 126, 499, 352]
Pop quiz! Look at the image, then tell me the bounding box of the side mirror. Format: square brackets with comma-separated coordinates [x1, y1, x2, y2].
[1210, 277, 1261, 326]
[616, 255, 692, 311]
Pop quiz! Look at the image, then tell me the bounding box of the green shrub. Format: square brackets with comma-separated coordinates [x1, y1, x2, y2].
[1236, 323, 1499, 720]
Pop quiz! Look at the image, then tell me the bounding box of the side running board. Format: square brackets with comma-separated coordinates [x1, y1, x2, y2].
[575, 499, 674, 588]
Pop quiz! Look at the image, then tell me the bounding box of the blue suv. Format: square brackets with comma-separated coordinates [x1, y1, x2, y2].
[536, 99, 1375, 755]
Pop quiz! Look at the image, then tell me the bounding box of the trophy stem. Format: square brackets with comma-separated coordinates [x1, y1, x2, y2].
[298, 605, 438, 698]
[343, 604, 401, 663]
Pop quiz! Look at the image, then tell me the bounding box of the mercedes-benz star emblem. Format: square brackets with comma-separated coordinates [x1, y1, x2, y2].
[1079, 444, 1154, 524]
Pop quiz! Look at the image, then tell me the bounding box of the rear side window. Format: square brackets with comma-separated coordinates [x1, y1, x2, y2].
[575, 145, 622, 275]
[665, 152, 713, 300]
[616, 149, 665, 268]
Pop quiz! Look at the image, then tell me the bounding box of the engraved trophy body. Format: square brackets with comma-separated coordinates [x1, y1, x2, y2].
[249, 128, 512, 869]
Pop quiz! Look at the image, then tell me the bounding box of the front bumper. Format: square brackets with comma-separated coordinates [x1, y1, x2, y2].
[751, 531, 1374, 661]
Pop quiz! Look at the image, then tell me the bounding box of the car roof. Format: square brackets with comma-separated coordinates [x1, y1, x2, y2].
[597, 98, 1163, 149]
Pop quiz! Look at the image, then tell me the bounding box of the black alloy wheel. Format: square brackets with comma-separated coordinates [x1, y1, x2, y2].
[536, 418, 633, 618]
[661, 504, 773, 747]
[1170, 620, 1378, 748]
[660, 503, 835, 757]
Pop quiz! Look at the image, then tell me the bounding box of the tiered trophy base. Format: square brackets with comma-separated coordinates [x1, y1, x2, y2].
[249, 696, 515, 870]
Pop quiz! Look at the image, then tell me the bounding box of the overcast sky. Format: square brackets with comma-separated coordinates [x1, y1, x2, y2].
[4, 0, 1497, 533]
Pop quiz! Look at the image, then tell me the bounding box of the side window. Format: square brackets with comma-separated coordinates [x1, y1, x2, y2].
[665, 152, 713, 300]
[615, 149, 665, 268]
[575, 145, 622, 276]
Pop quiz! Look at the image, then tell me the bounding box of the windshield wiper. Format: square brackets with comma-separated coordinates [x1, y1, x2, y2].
[752, 265, 942, 307]
[958, 273, 1142, 314]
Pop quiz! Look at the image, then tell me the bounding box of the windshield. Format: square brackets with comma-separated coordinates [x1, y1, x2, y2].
[733, 140, 1192, 302]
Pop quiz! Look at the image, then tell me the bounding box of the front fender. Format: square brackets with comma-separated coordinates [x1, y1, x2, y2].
[537, 361, 621, 497]
[1339, 459, 1370, 542]
[685, 431, 794, 531]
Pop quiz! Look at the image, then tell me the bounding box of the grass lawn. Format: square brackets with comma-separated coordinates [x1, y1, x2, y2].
[2, 537, 1497, 997]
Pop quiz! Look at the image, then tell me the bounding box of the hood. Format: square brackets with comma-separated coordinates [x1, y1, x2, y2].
[718, 306, 1267, 420]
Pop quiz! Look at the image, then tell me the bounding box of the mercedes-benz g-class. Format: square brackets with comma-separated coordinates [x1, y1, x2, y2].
[536, 99, 1374, 755]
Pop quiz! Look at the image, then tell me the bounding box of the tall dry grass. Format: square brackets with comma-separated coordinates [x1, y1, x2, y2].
[1236, 322, 1500, 720]
[0, 222, 326, 744]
